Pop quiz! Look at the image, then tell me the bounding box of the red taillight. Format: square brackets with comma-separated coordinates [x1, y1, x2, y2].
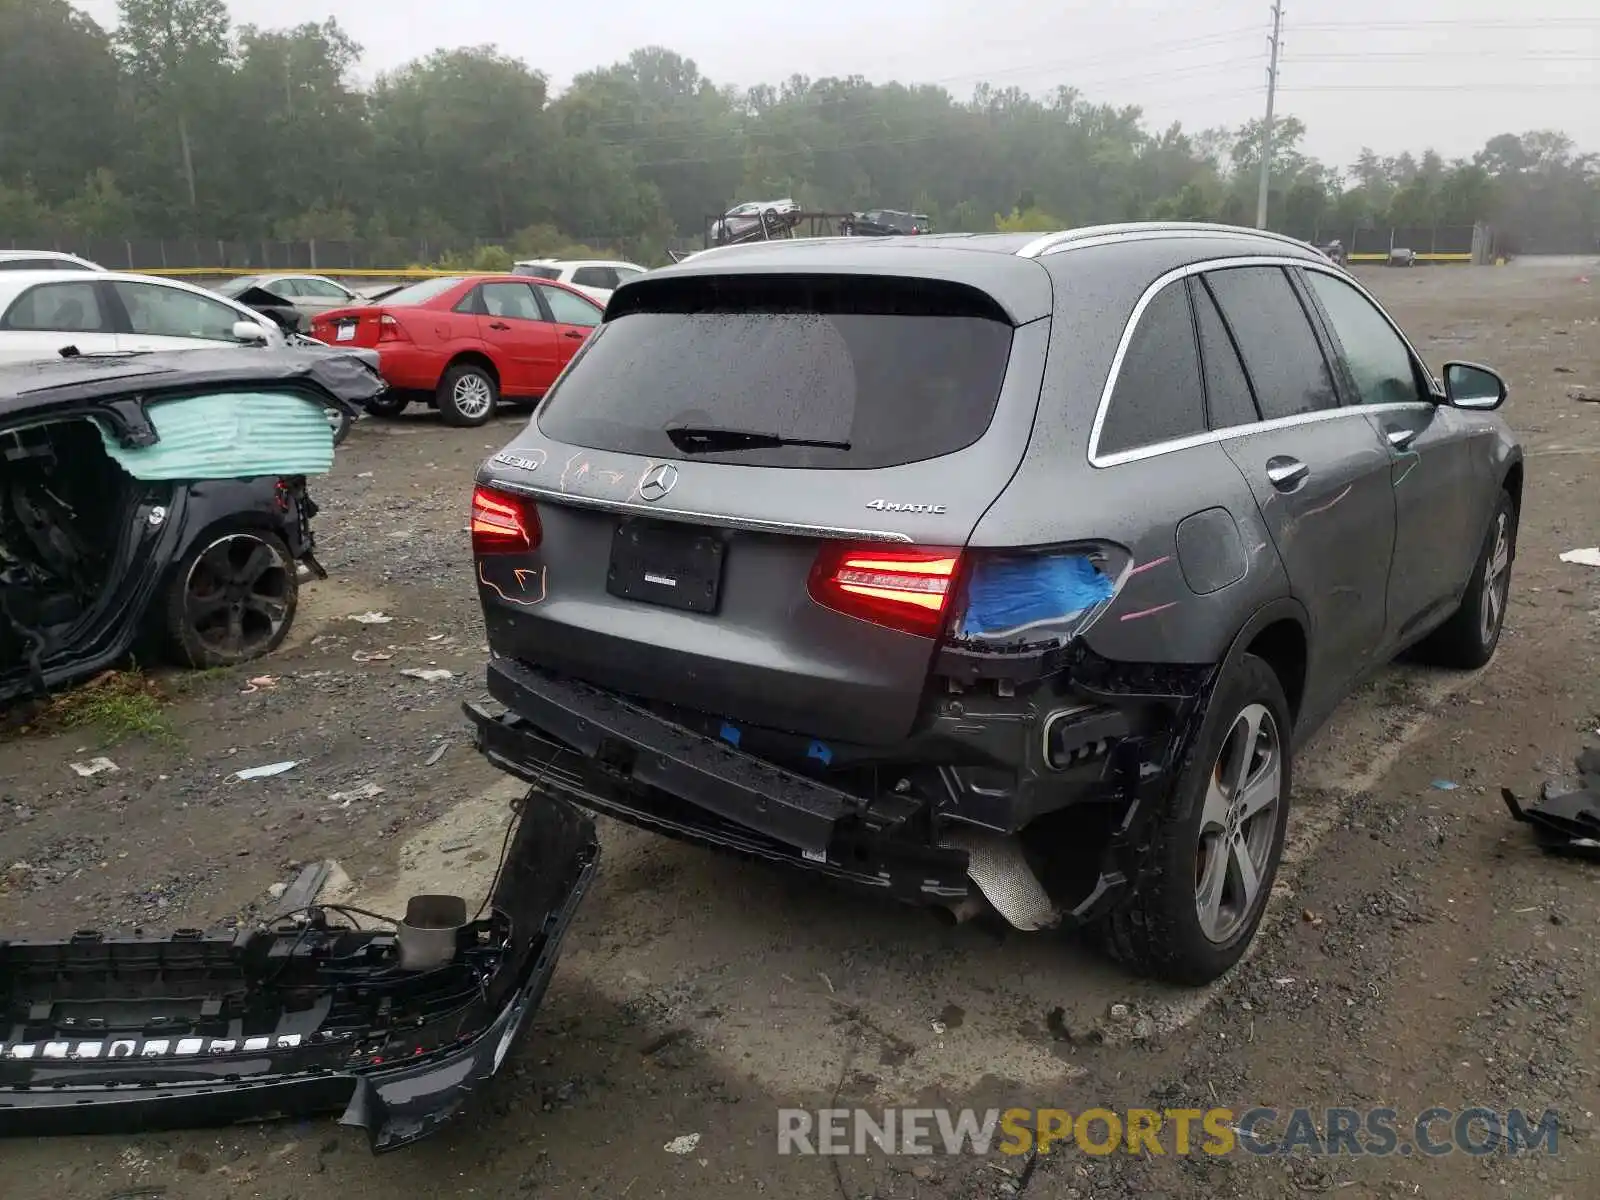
[378, 312, 407, 342]
[471, 485, 540, 554]
[808, 544, 963, 638]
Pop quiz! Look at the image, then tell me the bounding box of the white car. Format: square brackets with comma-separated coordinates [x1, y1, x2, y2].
[0, 249, 105, 272]
[509, 259, 648, 304]
[709, 198, 801, 244]
[0, 270, 288, 365]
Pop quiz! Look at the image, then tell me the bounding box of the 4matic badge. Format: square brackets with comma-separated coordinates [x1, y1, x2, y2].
[866, 499, 947, 514]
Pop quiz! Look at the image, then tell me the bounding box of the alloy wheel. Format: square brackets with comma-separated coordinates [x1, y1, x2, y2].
[183, 534, 293, 658]
[1480, 512, 1511, 646]
[452, 373, 493, 420]
[1195, 703, 1282, 944]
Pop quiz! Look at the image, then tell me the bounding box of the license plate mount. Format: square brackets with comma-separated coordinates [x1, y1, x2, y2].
[606, 520, 725, 614]
[334, 323, 356, 342]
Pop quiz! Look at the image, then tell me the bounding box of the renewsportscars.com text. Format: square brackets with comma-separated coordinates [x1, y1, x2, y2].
[776, 1107, 1561, 1158]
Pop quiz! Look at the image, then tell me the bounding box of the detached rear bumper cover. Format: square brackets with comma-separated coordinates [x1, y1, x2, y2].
[0, 794, 597, 1153]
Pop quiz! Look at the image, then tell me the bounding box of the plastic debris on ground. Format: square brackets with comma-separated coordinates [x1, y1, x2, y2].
[663, 1134, 702, 1155]
[352, 649, 393, 662]
[233, 760, 299, 781]
[1431, 779, 1460, 791]
[1502, 747, 1600, 861]
[401, 668, 454, 682]
[328, 782, 384, 804]
[1559, 548, 1600, 568]
[68, 756, 118, 778]
[347, 611, 394, 624]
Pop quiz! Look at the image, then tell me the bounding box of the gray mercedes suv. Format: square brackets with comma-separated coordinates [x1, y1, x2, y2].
[465, 222, 1521, 984]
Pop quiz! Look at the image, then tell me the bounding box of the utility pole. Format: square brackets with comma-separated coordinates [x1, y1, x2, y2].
[1255, 0, 1284, 230]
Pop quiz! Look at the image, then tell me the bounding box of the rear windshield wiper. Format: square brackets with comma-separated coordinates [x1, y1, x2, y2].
[665, 425, 851, 454]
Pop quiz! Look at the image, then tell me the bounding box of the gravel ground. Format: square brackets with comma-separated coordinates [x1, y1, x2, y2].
[1, 261, 1597, 1198]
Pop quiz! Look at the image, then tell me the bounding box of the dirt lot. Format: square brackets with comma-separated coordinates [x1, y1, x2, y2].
[2, 260, 1598, 1199]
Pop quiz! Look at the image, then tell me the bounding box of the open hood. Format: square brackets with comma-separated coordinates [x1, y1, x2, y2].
[0, 792, 598, 1152]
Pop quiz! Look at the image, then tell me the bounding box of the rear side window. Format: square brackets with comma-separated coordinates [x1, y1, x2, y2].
[537, 274, 1015, 469]
[1097, 281, 1206, 458]
[1, 281, 109, 332]
[1203, 266, 1339, 420]
[1191, 278, 1261, 430]
[571, 266, 617, 289]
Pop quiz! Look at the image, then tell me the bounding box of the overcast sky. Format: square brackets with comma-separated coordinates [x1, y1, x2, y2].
[75, 0, 1597, 172]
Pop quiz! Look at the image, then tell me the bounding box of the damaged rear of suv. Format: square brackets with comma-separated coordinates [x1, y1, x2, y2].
[466, 225, 1521, 984]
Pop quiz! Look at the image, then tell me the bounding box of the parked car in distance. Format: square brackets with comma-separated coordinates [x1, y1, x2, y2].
[0, 270, 379, 444]
[839, 210, 933, 236]
[307, 274, 604, 426]
[709, 198, 801, 244]
[465, 222, 1521, 986]
[0, 249, 105, 272]
[0, 348, 380, 706]
[510, 259, 649, 305]
[216, 273, 362, 329]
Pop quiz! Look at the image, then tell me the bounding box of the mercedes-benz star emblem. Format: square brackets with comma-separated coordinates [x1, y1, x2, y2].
[638, 463, 679, 502]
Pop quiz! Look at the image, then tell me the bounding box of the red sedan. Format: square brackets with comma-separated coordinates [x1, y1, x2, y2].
[308, 274, 604, 426]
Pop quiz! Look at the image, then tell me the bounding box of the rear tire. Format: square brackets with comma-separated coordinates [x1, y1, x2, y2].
[326, 405, 352, 446]
[1410, 490, 1516, 669]
[1097, 652, 1292, 985]
[164, 530, 298, 669]
[437, 363, 498, 427]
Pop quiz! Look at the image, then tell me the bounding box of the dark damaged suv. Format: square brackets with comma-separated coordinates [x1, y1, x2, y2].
[466, 222, 1521, 984]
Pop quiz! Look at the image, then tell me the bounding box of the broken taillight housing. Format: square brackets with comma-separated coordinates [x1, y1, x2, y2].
[471, 485, 540, 554]
[808, 543, 963, 638]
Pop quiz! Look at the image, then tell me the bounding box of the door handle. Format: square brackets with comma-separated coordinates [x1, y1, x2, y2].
[563, 329, 585, 339]
[488, 321, 510, 330]
[1265, 456, 1309, 490]
[1385, 425, 1418, 450]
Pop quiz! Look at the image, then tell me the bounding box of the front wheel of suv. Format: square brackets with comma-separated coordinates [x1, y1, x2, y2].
[1409, 489, 1516, 670]
[1098, 652, 1293, 985]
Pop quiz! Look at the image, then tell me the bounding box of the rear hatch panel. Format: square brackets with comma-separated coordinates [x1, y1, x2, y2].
[476, 271, 1051, 746]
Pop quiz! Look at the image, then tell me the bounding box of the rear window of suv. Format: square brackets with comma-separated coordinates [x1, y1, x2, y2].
[536, 274, 1015, 469]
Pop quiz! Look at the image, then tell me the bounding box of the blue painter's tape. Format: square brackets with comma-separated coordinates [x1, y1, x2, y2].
[719, 722, 741, 747]
[807, 740, 834, 766]
[958, 553, 1116, 639]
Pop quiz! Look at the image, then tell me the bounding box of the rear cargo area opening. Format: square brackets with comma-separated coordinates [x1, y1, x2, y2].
[0, 419, 142, 682]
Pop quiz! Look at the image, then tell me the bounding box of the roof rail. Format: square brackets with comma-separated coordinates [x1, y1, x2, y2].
[1015, 222, 1314, 259]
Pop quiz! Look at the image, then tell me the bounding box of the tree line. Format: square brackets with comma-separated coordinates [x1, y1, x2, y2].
[1, 0, 1596, 265]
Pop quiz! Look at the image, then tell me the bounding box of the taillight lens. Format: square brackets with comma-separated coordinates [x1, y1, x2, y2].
[808, 544, 963, 638]
[471, 485, 540, 554]
[378, 313, 407, 342]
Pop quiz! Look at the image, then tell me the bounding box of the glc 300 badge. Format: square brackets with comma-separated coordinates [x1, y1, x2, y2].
[866, 500, 947, 514]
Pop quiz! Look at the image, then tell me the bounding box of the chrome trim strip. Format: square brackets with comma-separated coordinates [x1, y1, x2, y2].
[489, 478, 917, 543]
[1085, 255, 1438, 468]
[1018, 222, 1317, 260]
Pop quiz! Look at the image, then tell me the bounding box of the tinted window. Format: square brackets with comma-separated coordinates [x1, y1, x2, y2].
[512, 263, 560, 280]
[571, 266, 616, 289]
[379, 276, 465, 306]
[1204, 267, 1339, 420]
[539, 285, 601, 326]
[614, 266, 645, 282]
[1097, 281, 1206, 457]
[298, 277, 350, 300]
[1304, 270, 1423, 407]
[538, 275, 1015, 470]
[1, 281, 109, 331]
[114, 281, 244, 340]
[480, 282, 541, 320]
[1191, 278, 1261, 430]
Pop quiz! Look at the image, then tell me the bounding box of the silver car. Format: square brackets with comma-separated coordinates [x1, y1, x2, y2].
[465, 222, 1521, 985]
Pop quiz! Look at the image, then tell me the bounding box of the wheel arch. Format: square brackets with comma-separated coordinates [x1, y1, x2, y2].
[445, 350, 500, 385]
[1216, 597, 1311, 727]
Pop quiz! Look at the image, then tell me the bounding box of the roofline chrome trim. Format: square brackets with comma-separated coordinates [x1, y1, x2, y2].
[1086, 255, 1439, 469]
[1017, 223, 1319, 260]
[485, 478, 916, 543]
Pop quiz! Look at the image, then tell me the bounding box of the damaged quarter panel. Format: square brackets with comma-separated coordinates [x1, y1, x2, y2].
[968, 237, 1292, 668]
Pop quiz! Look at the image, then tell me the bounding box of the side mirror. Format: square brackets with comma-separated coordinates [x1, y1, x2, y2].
[1442, 361, 1507, 411]
[232, 320, 269, 345]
